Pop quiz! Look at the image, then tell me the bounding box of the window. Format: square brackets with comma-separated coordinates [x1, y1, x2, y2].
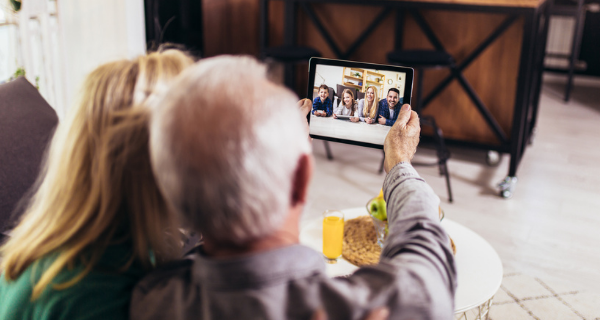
[0, 4, 21, 82]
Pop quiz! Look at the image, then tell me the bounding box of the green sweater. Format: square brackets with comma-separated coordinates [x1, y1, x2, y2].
[0, 244, 146, 320]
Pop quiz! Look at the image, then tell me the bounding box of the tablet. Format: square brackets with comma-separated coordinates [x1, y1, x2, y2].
[333, 115, 352, 120]
[307, 58, 413, 149]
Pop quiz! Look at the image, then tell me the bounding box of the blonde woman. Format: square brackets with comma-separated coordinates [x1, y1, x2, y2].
[333, 89, 359, 122]
[0, 49, 193, 320]
[358, 86, 379, 124]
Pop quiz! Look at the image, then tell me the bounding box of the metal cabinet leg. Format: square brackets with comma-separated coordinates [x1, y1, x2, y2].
[498, 176, 518, 199]
[565, 0, 586, 102]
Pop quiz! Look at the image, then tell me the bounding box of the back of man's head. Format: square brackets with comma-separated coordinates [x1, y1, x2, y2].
[150, 56, 311, 246]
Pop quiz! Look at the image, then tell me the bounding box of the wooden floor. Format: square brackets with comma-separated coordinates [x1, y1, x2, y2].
[304, 73, 600, 302]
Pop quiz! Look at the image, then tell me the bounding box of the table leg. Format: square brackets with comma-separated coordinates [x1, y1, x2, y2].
[454, 296, 494, 320]
[507, 11, 536, 183]
[528, 2, 551, 145]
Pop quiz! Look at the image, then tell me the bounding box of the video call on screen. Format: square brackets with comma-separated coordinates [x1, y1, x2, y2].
[309, 64, 408, 147]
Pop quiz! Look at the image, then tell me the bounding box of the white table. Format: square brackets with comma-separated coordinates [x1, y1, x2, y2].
[309, 115, 390, 146]
[299, 207, 503, 319]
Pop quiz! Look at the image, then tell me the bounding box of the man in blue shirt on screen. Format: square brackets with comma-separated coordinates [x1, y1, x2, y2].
[378, 88, 403, 126]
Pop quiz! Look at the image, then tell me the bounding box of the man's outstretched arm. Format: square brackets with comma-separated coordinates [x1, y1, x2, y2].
[380, 103, 456, 318]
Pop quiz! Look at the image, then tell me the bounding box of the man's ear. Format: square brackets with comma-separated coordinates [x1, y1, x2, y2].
[291, 154, 313, 206]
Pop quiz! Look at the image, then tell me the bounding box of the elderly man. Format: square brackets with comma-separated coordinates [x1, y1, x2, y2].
[130, 56, 456, 320]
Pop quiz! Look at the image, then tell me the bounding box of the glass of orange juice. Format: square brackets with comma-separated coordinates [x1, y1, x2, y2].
[322, 210, 344, 262]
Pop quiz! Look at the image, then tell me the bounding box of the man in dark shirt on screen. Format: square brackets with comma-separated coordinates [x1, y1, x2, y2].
[378, 88, 403, 126]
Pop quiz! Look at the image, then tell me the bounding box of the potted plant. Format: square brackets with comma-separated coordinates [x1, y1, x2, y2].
[10, 0, 21, 11]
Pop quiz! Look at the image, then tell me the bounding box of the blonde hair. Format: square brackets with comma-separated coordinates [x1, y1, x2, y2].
[0, 49, 193, 300]
[341, 89, 357, 116]
[363, 86, 378, 119]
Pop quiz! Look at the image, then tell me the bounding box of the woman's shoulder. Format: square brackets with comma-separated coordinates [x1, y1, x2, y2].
[0, 248, 145, 320]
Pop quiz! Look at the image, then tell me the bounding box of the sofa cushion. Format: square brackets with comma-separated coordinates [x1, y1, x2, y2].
[0, 77, 58, 232]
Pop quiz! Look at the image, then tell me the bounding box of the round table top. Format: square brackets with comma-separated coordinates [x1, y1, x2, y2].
[299, 207, 503, 314]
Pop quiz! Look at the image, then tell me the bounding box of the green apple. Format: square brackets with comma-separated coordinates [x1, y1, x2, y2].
[369, 198, 387, 221]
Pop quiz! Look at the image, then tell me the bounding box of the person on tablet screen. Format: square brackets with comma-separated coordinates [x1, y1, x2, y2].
[312, 84, 332, 117]
[357, 86, 378, 124]
[333, 89, 359, 122]
[378, 88, 402, 126]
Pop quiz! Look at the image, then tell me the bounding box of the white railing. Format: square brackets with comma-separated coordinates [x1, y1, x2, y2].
[0, 4, 22, 83]
[19, 0, 68, 118]
[3, 0, 147, 119]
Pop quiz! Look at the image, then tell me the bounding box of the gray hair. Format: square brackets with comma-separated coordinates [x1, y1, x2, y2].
[150, 55, 311, 245]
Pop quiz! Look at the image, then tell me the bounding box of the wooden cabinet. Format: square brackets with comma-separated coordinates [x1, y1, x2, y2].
[342, 67, 385, 93]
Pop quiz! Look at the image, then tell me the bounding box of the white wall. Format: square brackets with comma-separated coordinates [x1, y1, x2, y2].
[315, 65, 344, 90]
[380, 70, 407, 98]
[57, 0, 146, 117]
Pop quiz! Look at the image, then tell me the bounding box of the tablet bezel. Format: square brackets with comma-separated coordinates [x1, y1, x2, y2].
[306, 57, 414, 150]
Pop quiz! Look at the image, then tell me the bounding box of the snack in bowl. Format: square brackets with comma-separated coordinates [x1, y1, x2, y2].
[342, 216, 381, 266]
[341, 190, 456, 267]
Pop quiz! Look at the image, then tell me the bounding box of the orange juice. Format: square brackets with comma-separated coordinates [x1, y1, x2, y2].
[322, 215, 344, 259]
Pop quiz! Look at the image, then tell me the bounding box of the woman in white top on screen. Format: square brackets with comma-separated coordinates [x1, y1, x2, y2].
[357, 86, 378, 124]
[333, 89, 359, 122]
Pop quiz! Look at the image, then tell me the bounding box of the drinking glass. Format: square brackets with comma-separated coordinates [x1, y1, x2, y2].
[322, 210, 344, 263]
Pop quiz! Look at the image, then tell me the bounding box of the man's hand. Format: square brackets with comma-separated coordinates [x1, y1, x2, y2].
[378, 115, 387, 125]
[297, 99, 311, 133]
[298, 99, 311, 118]
[383, 104, 420, 173]
[311, 308, 389, 320]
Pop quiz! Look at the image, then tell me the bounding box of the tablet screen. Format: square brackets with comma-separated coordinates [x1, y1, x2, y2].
[307, 58, 413, 149]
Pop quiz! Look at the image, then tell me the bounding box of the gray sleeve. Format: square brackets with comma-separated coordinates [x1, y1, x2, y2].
[327, 163, 456, 320]
[357, 99, 366, 122]
[333, 99, 343, 115]
[381, 162, 457, 318]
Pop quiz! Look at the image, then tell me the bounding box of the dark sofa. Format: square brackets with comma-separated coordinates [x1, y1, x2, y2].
[0, 77, 58, 234]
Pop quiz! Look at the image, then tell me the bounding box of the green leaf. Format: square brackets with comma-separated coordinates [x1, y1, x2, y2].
[10, 0, 22, 11]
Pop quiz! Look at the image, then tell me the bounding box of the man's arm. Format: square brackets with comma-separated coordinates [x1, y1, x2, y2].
[373, 161, 456, 319]
[385, 118, 395, 127]
[330, 104, 456, 320]
[382, 103, 456, 317]
[377, 101, 387, 125]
